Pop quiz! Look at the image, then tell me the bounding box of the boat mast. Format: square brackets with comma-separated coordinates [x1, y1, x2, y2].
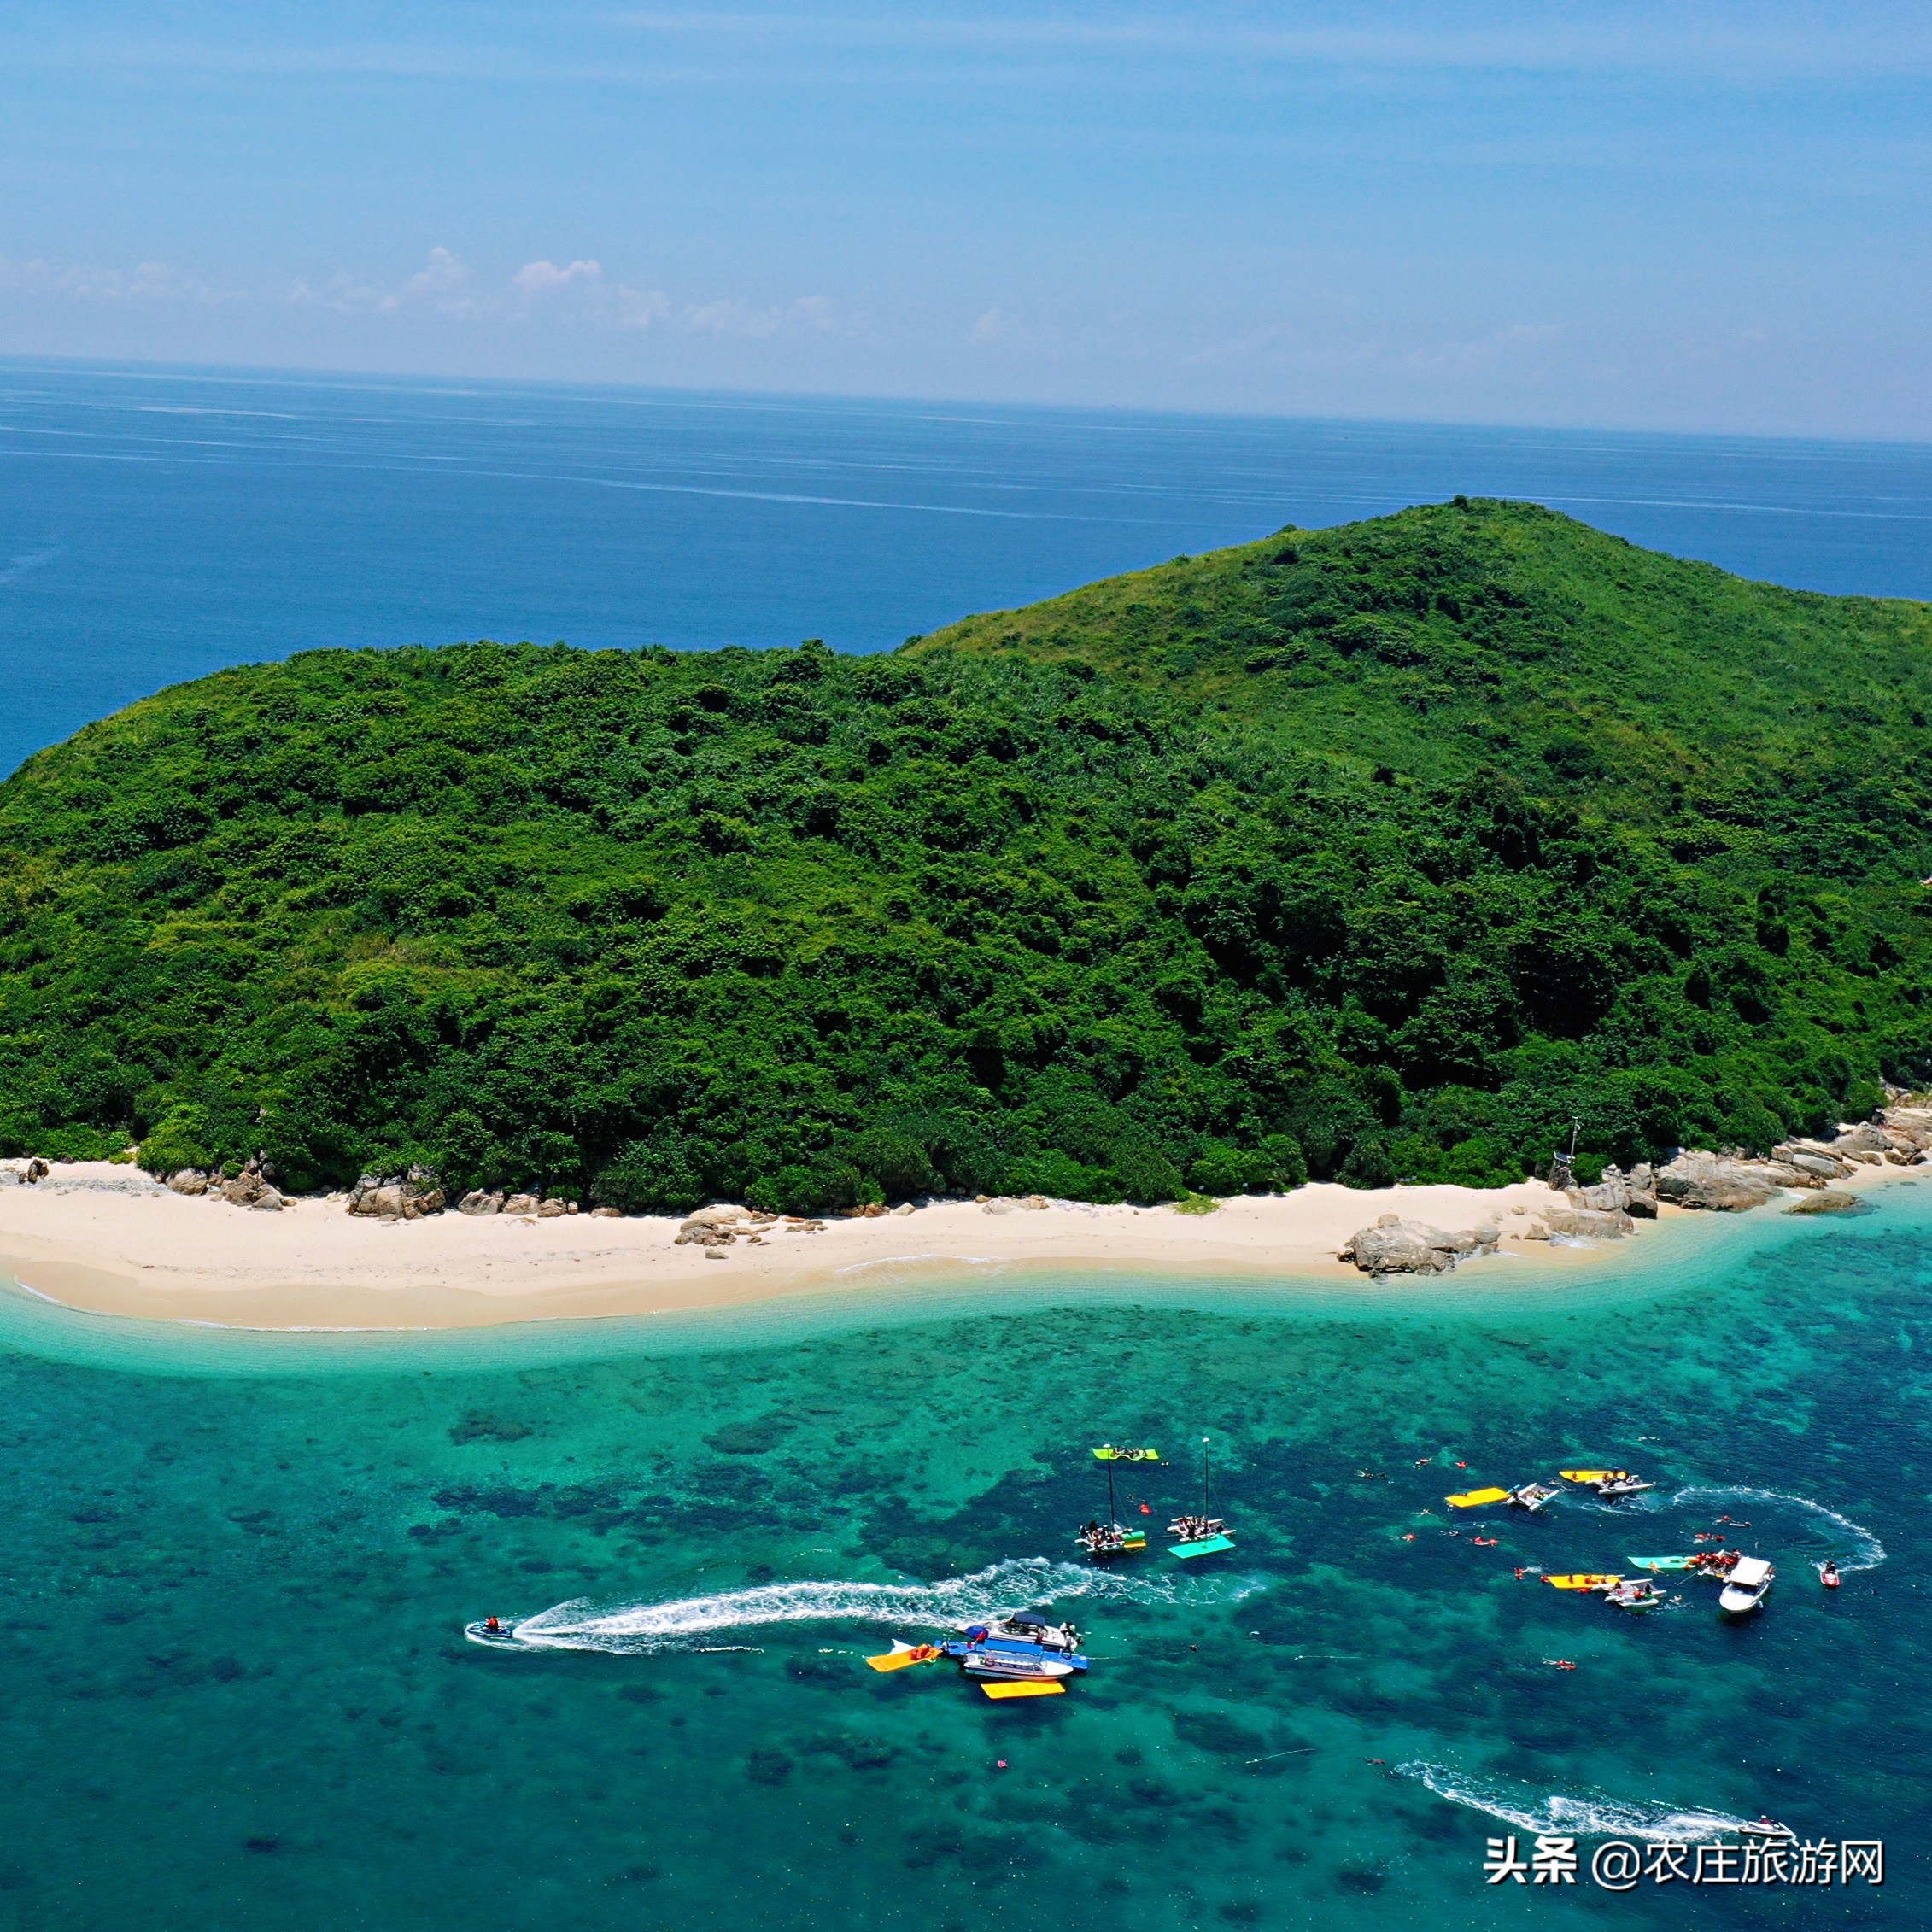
[1201, 1436, 1210, 1518]
[1105, 1456, 1117, 1525]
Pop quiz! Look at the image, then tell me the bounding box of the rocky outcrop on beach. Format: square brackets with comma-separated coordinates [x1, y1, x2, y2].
[346, 1166, 445, 1220]
[980, 1194, 1049, 1215]
[1654, 1151, 1794, 1211]
[1565, 1162, 1657, 1219]
[672, 1203, 796, 1255]
[454, 1189, 590, 1218]
[1338, 1214, 1502, 1275]
[181, 1156, 289, 1211]
[1654, 1106, 1932, 1210]
[1540, 1204, 1636, 1240]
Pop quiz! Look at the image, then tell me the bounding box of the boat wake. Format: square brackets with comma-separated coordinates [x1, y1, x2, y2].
[1610, 1484, 1886, 1572]
[1396, 1762, 1753, 1842]
[476, 1557, 1266, 1654]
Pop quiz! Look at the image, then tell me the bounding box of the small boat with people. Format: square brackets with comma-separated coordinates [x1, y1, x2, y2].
[946, 1612, 1087, 1681]
[1078, 1443, 1154, 1558]
[1603, 1578, 1666, 1612]
[1169, 1436, 1236, 1559]
[1686, 1548, 1742, 1579]
[868, 1613, 1089, 1697]
[1718, 1555, 1774, 1616]
[465, 1614, 521, 1647]
[1560, 1467, 1656, 1498]
[1508, 1482, 1562, 1513]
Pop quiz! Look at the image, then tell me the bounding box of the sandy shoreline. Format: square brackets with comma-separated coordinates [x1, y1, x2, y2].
[1, 1162, 1922, 1332]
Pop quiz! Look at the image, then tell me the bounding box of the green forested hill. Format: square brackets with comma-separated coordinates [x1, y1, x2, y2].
[2, 500, 1929, 1209]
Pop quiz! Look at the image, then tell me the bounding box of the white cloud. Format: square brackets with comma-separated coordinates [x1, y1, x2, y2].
[680, 294, 837, 337]
[0, 254, 231, 304]
[291, 245, 479, 317]
[392, 245, 476, 314]
[514, 257, 603, 294]
[618, 284, 670, 329]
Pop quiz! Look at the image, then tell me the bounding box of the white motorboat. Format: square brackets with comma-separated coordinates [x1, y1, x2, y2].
[1604, 1578, 1665, 1612]
[1508, 1482, 1561, 1513]
[1594, 1475, 1656, 1499]
[1718, 1556, 1774, 1615]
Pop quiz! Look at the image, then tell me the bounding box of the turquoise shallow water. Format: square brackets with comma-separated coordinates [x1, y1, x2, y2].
[3, 1192, 1927, 1928]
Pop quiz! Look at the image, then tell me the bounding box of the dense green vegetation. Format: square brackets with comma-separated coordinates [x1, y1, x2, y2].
[3, 501, 1929, 1209]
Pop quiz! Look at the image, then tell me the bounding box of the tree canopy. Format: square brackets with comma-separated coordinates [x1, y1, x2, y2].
[2, 500, 1928, 1209]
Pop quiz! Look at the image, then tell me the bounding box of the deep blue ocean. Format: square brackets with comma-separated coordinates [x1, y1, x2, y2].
[3, 356, 1931, 778]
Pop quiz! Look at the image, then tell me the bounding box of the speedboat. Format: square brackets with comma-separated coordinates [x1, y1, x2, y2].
[1508, 1483, 1562, 1513]
[1603, 1578, 1665, 1612]
[1560, 1467, 1655, 1498]
[942, 1613, 1089, 1682]
[1594, 1475, 1655, 1499]
[1718, 1556, 1774, 1616]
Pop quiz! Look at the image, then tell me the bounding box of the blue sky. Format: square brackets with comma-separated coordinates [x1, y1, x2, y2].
[3, 2, 1929, 434]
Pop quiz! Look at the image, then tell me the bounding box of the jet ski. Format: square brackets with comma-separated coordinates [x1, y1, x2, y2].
[1718, 1556, 1774, 1616]
[465, 1616, 523, 1648]
[1507, 1483, 1562, 1513]
[941, 1613, 1089, 1682]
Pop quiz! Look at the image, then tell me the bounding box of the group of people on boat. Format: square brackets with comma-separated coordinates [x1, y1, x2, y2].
[1688, 1548, 1742, 1578]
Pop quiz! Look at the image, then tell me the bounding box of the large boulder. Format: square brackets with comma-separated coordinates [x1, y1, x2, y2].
[1786, 1190, 1864, 1215]
[1543, 1205, 1634, 1240]
[1625, 1162, 1659, 1218]
[1568, 1162, 1660, 1219]
[1774, 1145, 1853, 1183]
[1339, 1214, 1500, 1276]
[167, 1168, 209, 1196]
[457, 1191, 503, 1215]
[1654, 1151, 1789, 1212]
[1566, 1164, 1630, 1213]
[347, 1168, 446, 1219]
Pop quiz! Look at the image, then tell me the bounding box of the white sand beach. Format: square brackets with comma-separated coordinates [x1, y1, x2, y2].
[0, 1165, 1687, 1330]
[9, 1159, 1922, 1332]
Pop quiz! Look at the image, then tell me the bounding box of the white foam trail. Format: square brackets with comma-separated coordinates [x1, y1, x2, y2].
[1396, 1763, 1754, 1842]
[489, 1557, 1264, 1654]
[1616, 1484, 1887, 1573]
